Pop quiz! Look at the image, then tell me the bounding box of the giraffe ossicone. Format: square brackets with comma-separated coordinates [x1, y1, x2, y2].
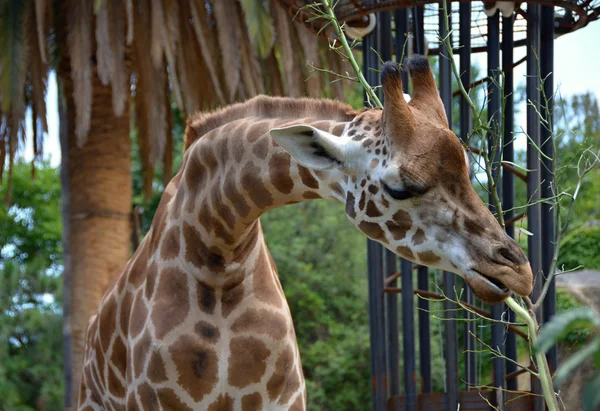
[77, 54, 532, 410]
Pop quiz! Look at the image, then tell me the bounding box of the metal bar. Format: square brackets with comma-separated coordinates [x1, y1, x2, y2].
[401, 258, 417, 410]
[386, 251, 400, 398]
[364, 11, 387, 408]
[526, 4, 544, 410]
[395, 9, 417, 408]
[459, 1, 477, 391]
[412, 5, 432, 394]
[413, 5, 425, 56]
[502, 12, 519, 393]
[416, 267, 432, 392]
[487, 10, 506, 407]
[440, 2, 458, 409]
[540, 2, 558, 374]
[376, 10, 401, 402]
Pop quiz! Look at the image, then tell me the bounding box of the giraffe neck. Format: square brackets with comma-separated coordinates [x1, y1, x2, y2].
[156, 117, 348, 280]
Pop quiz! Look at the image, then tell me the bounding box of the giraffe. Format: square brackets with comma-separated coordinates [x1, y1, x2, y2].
[76, 55, 533, 410]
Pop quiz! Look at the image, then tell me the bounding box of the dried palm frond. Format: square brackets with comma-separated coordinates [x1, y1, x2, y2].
[95, 1, 111, 86]
[189, 0, 226, 105]
[239, 0, 274, 59]
[26, 1, 49, 173]
[34, 0, 49, 63]
[67, 0, 93, 145]
[107, 0, 127, 116]
[295, 21, 322, 97]
[125, 0, 133, 45]
[0, 0, 28, 114]
[212, 0, 242, 102]
[175, 4, 208, 115]
[273, 3, 303, 97]
[0, 0, 28, 190]
[27, 3, 48, 132]
[162, 79, 173, 187]
[133, 0, 167, 196]
[151, 0, 183, 110]
[238, 1, 264, 99]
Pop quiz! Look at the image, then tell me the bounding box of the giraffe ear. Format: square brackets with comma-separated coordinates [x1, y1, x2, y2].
[270, 124, 346, 171]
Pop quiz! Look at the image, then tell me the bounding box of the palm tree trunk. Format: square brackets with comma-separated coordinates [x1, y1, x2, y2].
[61, 66, 132, 407]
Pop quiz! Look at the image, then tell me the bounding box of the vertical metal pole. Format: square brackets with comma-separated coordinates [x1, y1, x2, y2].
[379, 9, 400, 402]
[502, 12, 519, 393]
[395, 9, 417, 410]
[540, 3, 557, 374]
[527, 4, 544, 410]
[459, 0, 477, 391]
[364, 10, 387, 409]
[440, 2, 458, 409]
[488, 10, 506, 407]
[412, 4, 432, 394]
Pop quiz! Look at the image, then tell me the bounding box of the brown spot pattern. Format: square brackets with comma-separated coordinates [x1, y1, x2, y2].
[157, 388, 193, 410]
[345, 193, 356, 219]
[147, 351, 168, 383]
[366, 201, 383, 217]
[160, 225, 181, 260]
[195, 320, 220, 342]
[133, 329, 151, 378]
[170, 334, 218, 402]
[197, 280, 217, 315]
[298, 166, 319, 190]
[207, 394, 234, 411]
[241, 162, 273, 208]
[144, 263, 158, 300]
[242, 392, 263, 411]
[232, 308, 288, 339]
[98, 297, 117, 351]
[221, 282, 245, 318]
[252, 136, 270, 160]
[228, 336, 271, 388]
[266, 345, 295, 401]
[223, 167, 250, 217]
[151, 267, 190, 340]
[413, 228, 426, 245]
[138, 382, 159, 411]
[418, 251, 441, 265]
[270, 152, 294, 194]
[253, 257, 283, 307]
[396, 246, 415, 260]
[358, 221, 385, 240]
[129, 294, 147, 338]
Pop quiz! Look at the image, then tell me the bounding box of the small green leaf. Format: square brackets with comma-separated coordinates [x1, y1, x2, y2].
[518, 227, 534, 236]
[536, 307, 600, 353]
[582, 373, 600, 411]
[555, 338, 600, 386]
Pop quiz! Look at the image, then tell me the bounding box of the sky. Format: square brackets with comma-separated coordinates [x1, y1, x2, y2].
[22, 20, 600, 168]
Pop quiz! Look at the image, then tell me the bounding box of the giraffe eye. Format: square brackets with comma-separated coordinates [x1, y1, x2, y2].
[382, 183, 415, 200]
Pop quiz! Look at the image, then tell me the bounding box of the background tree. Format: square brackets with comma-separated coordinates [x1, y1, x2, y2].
[0, 161, 63, 411]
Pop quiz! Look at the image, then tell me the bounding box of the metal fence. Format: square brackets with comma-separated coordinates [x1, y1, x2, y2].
[362, 4, 557, 411]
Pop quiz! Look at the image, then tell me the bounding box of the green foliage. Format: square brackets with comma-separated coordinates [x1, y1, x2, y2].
[536, 308, 600, 411]
[0, 161, 64, 411]
[558, 225, 600, 271]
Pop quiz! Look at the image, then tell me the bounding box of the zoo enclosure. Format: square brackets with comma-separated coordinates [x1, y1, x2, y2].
[278, 0, 600, 409]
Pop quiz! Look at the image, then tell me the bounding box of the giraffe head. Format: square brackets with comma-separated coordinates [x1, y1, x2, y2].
[270, 55, 532, 304]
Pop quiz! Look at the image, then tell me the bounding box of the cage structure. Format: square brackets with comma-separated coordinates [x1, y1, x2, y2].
[277, 1, 600, 410]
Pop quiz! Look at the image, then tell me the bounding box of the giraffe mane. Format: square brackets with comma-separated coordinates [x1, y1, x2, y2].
[184, 95, 358, 150]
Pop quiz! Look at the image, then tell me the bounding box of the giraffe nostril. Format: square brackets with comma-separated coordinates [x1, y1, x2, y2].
[496, 245, 524, 266]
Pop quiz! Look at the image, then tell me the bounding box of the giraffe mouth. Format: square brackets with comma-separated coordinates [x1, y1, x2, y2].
[473, 270, 510, 294]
